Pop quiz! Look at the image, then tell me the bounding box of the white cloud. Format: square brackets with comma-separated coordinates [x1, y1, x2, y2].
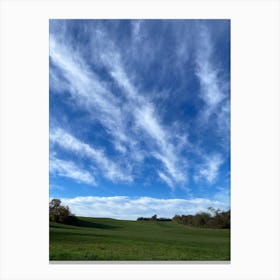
[110, 64, 139, 101]
[58, 196, 229, 220]
[195, 154, 223, 184]
[135, 105, 166, 146]
[217, 99, 230, 148]
[135, 103, 187, 187]
[131, 20, 143, 43]
[195, 25, 226, 119]
[193, 24, 229, 180]
[50, 156, 96, 185]
[158, 171, 175, 190]
[50, 128, 133, 183]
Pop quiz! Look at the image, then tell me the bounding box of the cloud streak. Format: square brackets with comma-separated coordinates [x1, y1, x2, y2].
[50, 128, 132, 182]
[195, 23, 230, 148]
[195, 154, 223, 184]
[195, 26, 225, 112]
[50, 156, 96, 185]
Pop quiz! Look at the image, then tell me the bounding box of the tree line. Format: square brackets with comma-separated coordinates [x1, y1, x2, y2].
[172, 207, 230, 229]
[137, 207, 230, 229]
[137, 214, 172, 221]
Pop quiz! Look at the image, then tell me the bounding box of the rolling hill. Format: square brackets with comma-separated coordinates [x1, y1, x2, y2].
[49, 217, 230, 261]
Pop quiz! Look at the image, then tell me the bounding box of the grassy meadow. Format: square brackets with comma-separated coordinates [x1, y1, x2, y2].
[49, 217, 230, 261]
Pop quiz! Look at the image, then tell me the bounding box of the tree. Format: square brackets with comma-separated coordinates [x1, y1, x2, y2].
[49, 199, 77, 224]
[151, 214, 157, 221]
[193, 212, 211, 227]
[49, 199, 62, 222]
[172, 215, 182, 223]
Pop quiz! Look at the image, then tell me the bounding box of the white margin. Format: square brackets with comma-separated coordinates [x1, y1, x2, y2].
[0, 0, 279, 279]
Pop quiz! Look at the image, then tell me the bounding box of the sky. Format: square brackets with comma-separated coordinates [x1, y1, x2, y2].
[49, 19, 230, 220]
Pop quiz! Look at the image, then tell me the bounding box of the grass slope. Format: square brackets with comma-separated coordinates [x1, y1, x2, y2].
[49, 217, 230, 261]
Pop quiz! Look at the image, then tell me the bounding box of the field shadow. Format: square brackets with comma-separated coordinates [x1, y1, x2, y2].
[76, 219, 120, 230]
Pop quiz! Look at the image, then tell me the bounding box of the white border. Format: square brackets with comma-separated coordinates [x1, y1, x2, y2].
[1, 0, 279, 279]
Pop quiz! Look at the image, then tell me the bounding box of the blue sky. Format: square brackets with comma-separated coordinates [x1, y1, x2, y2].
[49, 19, 230, 219]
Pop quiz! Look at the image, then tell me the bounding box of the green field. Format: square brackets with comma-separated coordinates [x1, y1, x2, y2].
[49, 217, 230, 261]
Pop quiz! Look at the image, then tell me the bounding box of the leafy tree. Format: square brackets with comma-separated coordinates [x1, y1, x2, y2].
[151, 214, 157, 221]
[172, 215, 181, 223]
[49, 199, 77, 224]
[193, 212, 211, 227]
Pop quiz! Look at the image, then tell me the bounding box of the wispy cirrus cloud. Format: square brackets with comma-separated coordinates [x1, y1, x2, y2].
[135, 104, 187, 184]
[50, 36, 130, 155]
[50, 156, 96, 185]
[93, 31, 188, 186]
[192, 22, 229, 175]
[50, 128, 133, 183]
[195, 154, 223, 184]
[158, 171, 175, 190]
[49, 20, 229, 196]
[195, 23, 229, 134]
[58, 196, 229, 220]
[195, 27, 224, 111]
[50, 26, 188, 190]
